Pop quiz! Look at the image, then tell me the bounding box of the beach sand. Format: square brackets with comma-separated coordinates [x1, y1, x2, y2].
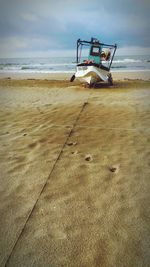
[0, 73, 150, 267]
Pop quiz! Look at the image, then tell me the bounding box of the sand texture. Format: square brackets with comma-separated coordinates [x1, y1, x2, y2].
[0, 78, 150, 267]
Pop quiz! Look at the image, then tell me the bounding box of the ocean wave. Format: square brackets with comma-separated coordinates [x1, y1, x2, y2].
[111, 65, 127, 69]
[113, 58, 142, 63]
[0, 65, 21, 71]
[0, 56, 149, 73]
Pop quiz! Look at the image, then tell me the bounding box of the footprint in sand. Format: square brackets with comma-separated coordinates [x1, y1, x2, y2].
[71, 150, 78, 155]
[67, 141, 77, 146]
[28, 142, 37, 149]
[109, 164, 120, 173]
[85, 154, 93, 162]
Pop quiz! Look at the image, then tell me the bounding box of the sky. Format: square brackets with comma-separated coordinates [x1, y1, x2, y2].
[0, 0, 150, 57]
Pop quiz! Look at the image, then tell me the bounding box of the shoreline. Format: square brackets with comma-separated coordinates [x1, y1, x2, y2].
[0, 70, 150, 81]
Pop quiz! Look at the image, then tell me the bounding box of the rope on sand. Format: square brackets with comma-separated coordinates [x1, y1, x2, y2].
[4, 99, 90, 267]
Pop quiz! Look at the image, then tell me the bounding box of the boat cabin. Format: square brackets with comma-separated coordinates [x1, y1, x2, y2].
[88, 40, 101, 64]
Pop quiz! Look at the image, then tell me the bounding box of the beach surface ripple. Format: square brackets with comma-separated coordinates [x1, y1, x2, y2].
[0, 78, 150, 267]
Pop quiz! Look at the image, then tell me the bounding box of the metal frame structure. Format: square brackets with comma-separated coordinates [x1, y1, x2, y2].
[76, 38, 117, 71]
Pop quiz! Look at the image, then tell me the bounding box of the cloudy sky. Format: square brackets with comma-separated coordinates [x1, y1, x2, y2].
[0, 0, 150, 57]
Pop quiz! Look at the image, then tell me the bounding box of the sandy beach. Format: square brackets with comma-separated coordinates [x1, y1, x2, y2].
[0, 72, 150, 267]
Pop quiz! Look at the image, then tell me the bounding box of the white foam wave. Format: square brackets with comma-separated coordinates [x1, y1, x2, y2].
[113, 58, 142, 63]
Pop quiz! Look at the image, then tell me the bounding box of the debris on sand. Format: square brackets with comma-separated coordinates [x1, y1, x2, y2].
[85, 154, 93, 162]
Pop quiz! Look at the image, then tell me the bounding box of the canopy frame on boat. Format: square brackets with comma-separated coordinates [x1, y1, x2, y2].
[76, 38, 117, 71]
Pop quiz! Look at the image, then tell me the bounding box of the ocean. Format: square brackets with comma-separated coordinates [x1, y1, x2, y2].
[0, 55, 150, 74]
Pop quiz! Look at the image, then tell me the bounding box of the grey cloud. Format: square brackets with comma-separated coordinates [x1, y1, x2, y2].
[0, 0, 149, 56]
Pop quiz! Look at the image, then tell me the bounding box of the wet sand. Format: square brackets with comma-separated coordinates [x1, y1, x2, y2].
[0, 74, 150, 267]
[0, 70, 150, 81]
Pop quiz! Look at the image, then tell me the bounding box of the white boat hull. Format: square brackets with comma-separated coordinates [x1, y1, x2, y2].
[75, 65, 110, 85]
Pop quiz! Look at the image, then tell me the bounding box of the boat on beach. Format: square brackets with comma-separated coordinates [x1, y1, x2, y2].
[70, 37, 117, 86]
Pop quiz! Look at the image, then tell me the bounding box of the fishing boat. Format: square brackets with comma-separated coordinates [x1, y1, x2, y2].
[70, 37, 117, 86]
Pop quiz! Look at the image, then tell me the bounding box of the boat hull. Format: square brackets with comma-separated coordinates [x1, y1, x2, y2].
[75, 65, 110, 85]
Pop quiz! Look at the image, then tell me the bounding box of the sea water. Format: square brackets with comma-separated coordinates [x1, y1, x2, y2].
[0, 55, 150, 74]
